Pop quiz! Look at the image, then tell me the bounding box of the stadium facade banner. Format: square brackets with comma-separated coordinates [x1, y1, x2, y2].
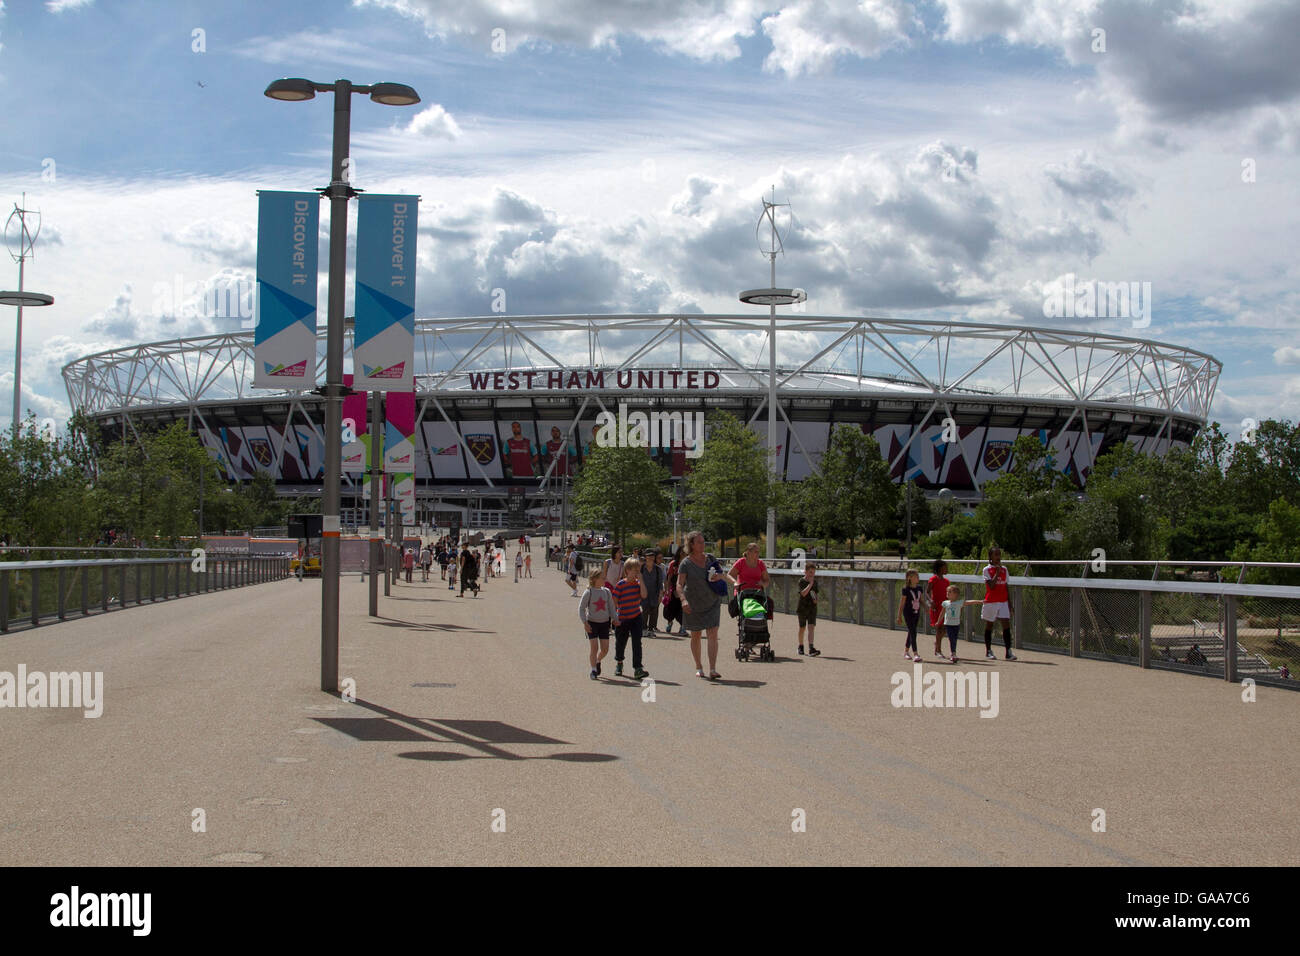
[341, 373, 369, 473]
[384, 390, 416, 473]
[393, 472, 415, 522]
[254, 190, 319, 389]
[354, 194, 417, 391]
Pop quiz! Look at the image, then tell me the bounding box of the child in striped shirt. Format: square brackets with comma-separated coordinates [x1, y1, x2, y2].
[609, 558, 649, 680]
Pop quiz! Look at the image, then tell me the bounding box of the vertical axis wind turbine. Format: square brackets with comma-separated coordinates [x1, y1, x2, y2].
[739, 187, 806, 560]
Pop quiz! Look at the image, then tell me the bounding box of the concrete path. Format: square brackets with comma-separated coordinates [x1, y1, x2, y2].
[2, 562, 1296, 865]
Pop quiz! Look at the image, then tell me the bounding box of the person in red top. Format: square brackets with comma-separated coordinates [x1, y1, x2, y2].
[504, 421, 537, 478]
[980, 546, 1016, 660]
[608, 558, 649, 679]
[728, 542, 770, 592]
[927, 559, 950, 657]
[727, 541, 775, 643]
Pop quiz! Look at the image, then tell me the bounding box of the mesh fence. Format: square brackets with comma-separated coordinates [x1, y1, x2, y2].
[767, 571, 1300, 690]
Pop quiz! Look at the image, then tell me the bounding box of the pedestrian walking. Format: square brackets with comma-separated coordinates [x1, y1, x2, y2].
[609, 558, 649, 680]
[524, 552, 533, 578]
[927, 559, 950, 657]
[580, 567, 612, 680]
[796, 562, 820, 656]
[661, 546, 686, 635]
[420, 543, 433, 582]
[897, 568, 931, 662]
[981, 547, 1015, 660]
[403, 547, 415, 583]
[565, 544, 581, 596]
[641, 549, 664, 636]
[678, 530, 725, 680]
[515, 549, 523, 583]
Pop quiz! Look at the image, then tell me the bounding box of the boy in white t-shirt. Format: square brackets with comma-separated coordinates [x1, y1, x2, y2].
[940, 584, 983, 663]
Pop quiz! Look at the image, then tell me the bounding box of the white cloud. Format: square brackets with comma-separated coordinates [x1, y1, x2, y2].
[355, 0, 916, 74]
[937, 0, 1300, 147]
[404, 104, 461, 140]
[46, 0, 93, 12]
[760, 0, 915, 75]
[1275, 346, 1300, 366]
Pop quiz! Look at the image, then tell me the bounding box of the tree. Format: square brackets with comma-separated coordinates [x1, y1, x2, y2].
[571, 445, 671, 548]
[978, 434, 1069, 559]
[0, 415, 101, 547]
[682, 411, 774, 549]
[896, 480, 932, 545]
[1231, 498, 1300, 587]
[1225, 418, 1300, 515]
[800, 424, 898, 556]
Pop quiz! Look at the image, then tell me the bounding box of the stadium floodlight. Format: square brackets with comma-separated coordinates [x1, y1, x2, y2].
[265, 77, 421, 693]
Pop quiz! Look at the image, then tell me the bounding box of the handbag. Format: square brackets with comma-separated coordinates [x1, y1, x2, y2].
[706, 555, 728, 596]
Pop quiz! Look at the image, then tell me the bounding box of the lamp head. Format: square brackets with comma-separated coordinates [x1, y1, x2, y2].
[265, 78, 317, 102]
[369, 82, 420, 106]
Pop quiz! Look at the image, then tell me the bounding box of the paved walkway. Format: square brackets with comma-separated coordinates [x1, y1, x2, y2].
[2, 561, 1297, 865]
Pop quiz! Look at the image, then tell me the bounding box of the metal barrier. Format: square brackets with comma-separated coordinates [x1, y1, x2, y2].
[765, 567, 1300, 691]
[0, 555, 291, 634]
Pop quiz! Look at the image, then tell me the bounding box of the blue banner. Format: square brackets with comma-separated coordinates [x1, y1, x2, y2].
[254, 190, 319, 388]
[354, 194, 417, 391]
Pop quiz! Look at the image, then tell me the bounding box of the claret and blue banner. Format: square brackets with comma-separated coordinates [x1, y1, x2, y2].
[254, 190, 319, 389]
[354, 194, 417, 391]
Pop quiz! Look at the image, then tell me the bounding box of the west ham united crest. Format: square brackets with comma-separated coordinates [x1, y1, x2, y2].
[982, 440, 1013, 471]
[249, 437, 274, 468]
[465, 433, 496, 465]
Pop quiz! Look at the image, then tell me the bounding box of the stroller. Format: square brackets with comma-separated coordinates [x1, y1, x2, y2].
[730, 587, 775, 662]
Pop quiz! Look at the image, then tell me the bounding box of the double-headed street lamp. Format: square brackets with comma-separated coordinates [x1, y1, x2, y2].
[265, 77, 420, 693]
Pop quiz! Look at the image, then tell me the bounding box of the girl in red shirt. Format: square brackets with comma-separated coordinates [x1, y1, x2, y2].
[927, 559, 950, 657]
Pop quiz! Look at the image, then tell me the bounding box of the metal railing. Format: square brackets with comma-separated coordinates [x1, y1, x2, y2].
[0, 555, 291, 633]
[761, 566, 1300, 690]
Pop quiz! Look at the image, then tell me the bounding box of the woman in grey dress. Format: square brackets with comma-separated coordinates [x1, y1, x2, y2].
[677, 530, 726, 680]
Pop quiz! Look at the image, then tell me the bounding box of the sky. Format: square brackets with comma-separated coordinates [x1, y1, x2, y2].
[1, 0, 1298, 435]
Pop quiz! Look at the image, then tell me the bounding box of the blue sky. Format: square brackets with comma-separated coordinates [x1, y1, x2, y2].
[2, 0, 1298, 435]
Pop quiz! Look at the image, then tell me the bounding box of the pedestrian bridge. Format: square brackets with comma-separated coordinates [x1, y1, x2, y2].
[1, 558, 1296, 865]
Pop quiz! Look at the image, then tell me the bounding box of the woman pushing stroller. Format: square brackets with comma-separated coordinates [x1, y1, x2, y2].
[726, 542, 776, 649]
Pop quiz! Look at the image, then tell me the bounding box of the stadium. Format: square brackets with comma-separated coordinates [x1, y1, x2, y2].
[61, 314, 1221, 524]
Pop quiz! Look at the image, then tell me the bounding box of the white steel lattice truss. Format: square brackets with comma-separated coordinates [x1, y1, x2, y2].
[63, 315, 1220, 491]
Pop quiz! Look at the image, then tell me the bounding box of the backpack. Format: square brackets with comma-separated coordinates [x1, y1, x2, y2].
[574, 554, 584, 573]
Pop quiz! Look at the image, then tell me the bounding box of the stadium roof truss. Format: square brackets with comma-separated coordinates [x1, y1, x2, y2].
[64, 315, 1219, 491]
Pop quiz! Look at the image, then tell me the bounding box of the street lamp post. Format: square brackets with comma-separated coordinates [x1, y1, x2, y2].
[5, 195, 52, 436]
[265, 77, 420, 692]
